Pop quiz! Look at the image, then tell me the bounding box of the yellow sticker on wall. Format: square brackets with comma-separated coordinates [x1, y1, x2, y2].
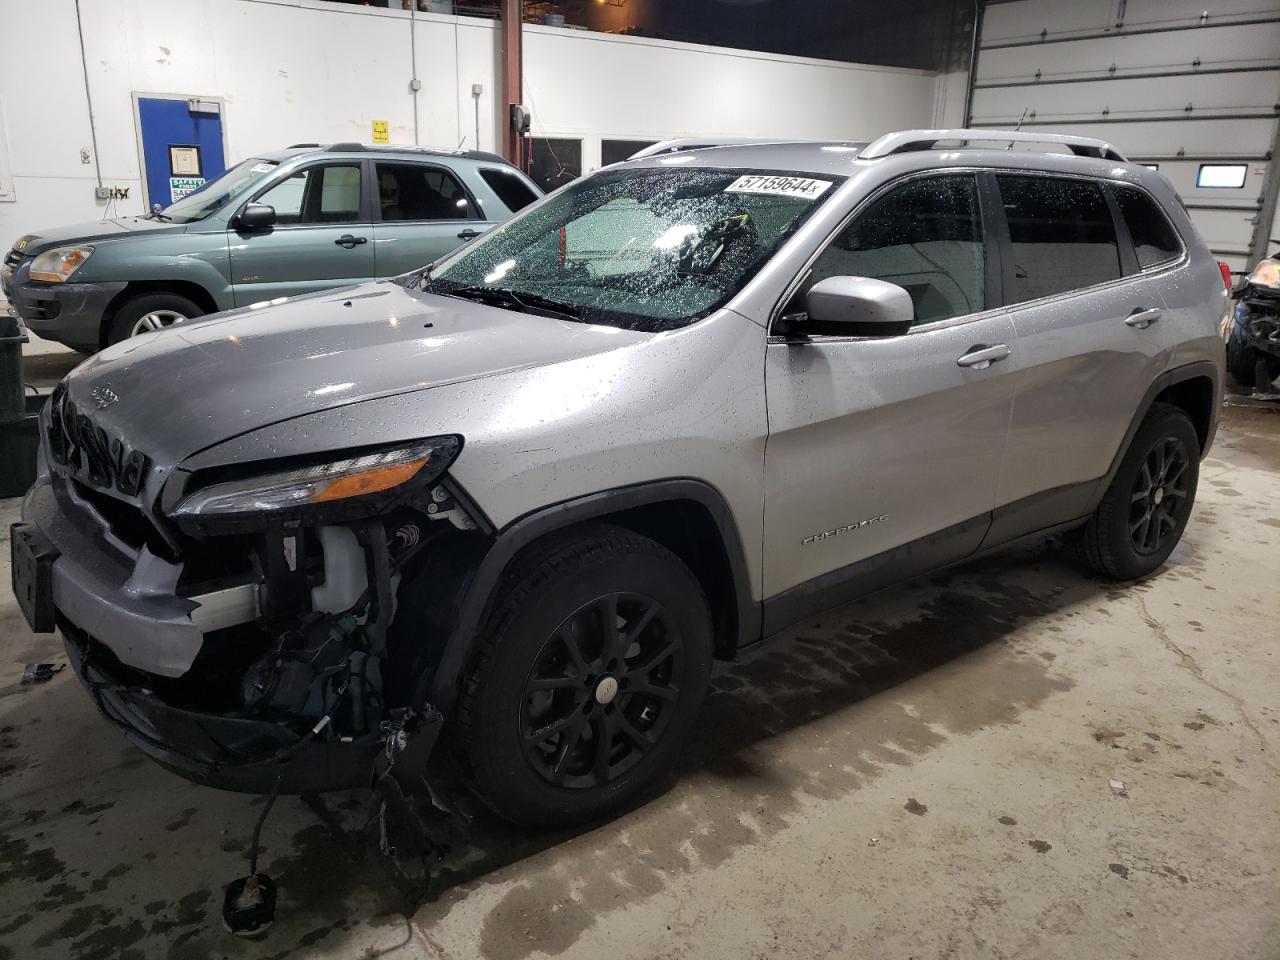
[371, 120, 389, 144]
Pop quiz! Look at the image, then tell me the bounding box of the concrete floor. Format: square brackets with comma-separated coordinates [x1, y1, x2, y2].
[1, 340, 1277, 959]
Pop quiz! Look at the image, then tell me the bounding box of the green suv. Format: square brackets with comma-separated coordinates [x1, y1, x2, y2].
[1, 143, 541, 351]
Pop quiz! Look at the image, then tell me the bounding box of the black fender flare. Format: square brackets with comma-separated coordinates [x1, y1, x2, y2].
[1088, 358, 1221, 512]
[420, 478, 759, 714]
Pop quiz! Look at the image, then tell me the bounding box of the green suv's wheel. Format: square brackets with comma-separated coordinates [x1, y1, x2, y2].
[453, 523, 713, 826]
[1073, 401, 1200, 580]
[106, 292, 204, 345]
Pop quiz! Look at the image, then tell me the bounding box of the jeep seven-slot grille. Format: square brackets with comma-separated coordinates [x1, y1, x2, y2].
[46, 384, 152, 497]
[44, 384, 170, 556]
[3, 249, 24, 269]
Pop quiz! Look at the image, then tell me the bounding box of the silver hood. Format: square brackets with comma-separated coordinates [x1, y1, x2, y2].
[60, 280, 650, 470]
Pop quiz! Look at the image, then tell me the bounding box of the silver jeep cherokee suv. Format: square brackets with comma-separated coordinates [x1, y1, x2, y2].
[11, 129, 1225, 826]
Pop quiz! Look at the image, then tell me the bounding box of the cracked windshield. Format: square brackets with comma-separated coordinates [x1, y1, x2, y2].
[420, 168, 841, 331]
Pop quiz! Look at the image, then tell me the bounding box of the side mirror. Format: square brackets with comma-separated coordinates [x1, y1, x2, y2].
[236, 203, 277, 232]
[804, 276, 913, 332]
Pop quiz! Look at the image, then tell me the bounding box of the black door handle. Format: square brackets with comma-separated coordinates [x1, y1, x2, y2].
[457, 229, 482, 240]
[334, 235, 367, 248]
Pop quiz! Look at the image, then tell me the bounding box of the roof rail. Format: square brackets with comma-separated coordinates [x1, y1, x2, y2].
[860, 128, 1128, 163]
[627, 137, 828, 160]
[307, 142, 509, 165]
[287, 142, 321, 149]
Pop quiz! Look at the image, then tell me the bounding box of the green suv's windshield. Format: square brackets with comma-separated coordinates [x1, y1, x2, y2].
[420, 167, 841, 332]
[157, 158, 279, 223]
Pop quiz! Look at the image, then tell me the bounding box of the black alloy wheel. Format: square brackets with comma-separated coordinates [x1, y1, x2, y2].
[1128, 436, 1191, 556]
[452, 523, 713, 826]
[521, 592, 681, 789]
[1073, 401, 1200, 580]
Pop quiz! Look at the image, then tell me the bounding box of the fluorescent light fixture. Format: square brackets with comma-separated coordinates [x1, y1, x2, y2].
[1197, 164, 1247, 189]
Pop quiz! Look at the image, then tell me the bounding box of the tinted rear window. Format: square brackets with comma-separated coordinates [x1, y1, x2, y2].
[480, 168, 540, 213]
[996, 174, 1121, 303]
[1114, 185, 1181, 268]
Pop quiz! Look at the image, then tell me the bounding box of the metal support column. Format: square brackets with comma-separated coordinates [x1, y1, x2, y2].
[1248, 119, 1280, 267]
[501, 0, 524, 169]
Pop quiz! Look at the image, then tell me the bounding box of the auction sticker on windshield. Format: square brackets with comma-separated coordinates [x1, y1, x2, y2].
[725, 175, 832, 200]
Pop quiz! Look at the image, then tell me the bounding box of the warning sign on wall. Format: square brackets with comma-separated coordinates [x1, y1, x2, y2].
[371, 119, 389, 144]
[168, 176, 205, 202]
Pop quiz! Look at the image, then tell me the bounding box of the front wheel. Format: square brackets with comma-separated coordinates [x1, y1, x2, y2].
[1072, 402, 1200, 580]
[452, 523, 713, 826]
[105, 292, 204, 346]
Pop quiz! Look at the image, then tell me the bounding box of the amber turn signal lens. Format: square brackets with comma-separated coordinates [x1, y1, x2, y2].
[308, 457, 427, 502]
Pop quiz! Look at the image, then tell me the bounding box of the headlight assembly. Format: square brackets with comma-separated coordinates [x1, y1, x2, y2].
[30, 245, 94, 283]
[1247, 258, 1280, 290]
[171, 437, 461, 521]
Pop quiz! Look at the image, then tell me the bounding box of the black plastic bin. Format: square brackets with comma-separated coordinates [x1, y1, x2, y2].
[1, 315, 46, 499]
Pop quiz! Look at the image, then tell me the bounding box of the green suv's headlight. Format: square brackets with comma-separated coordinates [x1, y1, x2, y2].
[30, 245, 94, 283]
[172, 437, 461, 519]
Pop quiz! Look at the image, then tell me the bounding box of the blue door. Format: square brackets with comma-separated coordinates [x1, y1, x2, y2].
[136, 96, 226, 210]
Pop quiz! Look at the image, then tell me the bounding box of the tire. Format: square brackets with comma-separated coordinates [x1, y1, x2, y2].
[105, 292, 204, 346]
[1073, 402, 1200, 580]
[1226, 334, 1280, 388]
[452, 522, 713, 827]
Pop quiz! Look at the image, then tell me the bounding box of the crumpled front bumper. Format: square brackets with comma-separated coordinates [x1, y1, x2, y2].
[61, 621, 385, 794]
[1232, 297, 1280, 358]
[22, 474, 257, 678]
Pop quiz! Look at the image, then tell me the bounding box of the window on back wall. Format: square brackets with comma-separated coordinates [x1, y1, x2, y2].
[1196, 164, 1247, 189]
[528, 138, 582, 193]
[602, 139, 659, 167]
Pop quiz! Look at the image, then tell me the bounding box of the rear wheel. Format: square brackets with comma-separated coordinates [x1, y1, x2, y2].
[105, 292, 204, 345]
[453, 523, 713, 826]
[1073, 402, 1200, 580]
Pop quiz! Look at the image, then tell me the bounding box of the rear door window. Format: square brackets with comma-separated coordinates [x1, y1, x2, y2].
[803, 174, 986, 326]
[996, 174, 1121, 303]
[1113, 185, 1181, 269]
[375, 162, 474, 221]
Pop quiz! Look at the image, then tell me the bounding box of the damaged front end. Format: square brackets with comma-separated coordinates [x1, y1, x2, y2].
[18, 386, 490, 794]
[1228, 257, 1280, 392]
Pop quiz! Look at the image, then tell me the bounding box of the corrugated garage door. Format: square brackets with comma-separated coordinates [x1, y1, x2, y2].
[967, 0, 1280, 279]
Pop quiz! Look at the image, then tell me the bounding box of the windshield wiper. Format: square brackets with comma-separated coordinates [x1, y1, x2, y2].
[146, 210, 173, 222]
[442, 285, 581, 321]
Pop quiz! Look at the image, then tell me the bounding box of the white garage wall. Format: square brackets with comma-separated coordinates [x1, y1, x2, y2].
[519, 25, 938, 164]
[0, 0, 938, 247]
